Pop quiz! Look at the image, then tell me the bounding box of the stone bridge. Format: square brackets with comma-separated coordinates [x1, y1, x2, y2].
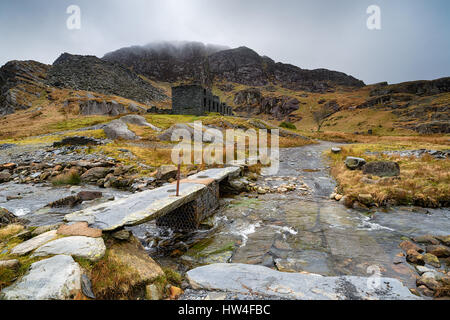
[64, 167, 241, 231]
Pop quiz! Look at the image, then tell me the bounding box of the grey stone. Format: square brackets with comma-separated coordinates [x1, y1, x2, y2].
[0, 170, 12, 183]
[32, 236, 106, 262]
[362, 161, 400, 177]
[31, 223, 63, 237]
[186, 263, 419, 300]
[331, 147, 342, 154]
[156, 165, 178, 181]
[111, 229, 131, 241]
[345, 157, 367, 170]
[11, 230, 58, 256]
[81, 274, 96, 299]
[0, 255, 81, 300]
[0, 259, 20, 269]
[103, 120, 139, 140]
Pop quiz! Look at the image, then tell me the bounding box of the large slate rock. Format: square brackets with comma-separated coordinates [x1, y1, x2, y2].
[345, 157, 367, 170]
[103, 120, 139, 140]
[0, 255, 81, 300]
[32, 236, 106, 262]
[10, 230, 58, 256]
[362, 161, 400, 177]
[186, 264, 419, 300]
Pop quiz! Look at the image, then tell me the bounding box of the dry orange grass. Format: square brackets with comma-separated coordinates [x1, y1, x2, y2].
[329, 146, 450, 208]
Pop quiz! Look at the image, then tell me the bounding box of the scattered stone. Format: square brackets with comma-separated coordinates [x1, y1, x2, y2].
[169, 286, 183, 299]
[415, 266, 435, 276]
[80, 167, 111, 182]
[156, 165, 177, 181]
[417, 285, 435, 297]
[426, 245, 450, 258]
[414, 235, 440, 245]
[331, 147, 341, 154]
[11, 230, 58, 256]
[417, 275, 440, 291]
[32, 236, 106, 262]
[204, 292, 227, 300]
[400, 240, 424, 253]
[57, 222, 102, 238]
[77, 191, 103, 201]
[31, 223, 63, 237]
[362, 161, 400, 177]
[0, 255, 81, 300]
[345, 157, 366, 170]
[0, 259, 20, 269]
[111, 229, 131, 241]
[48, 195, 82, 208]
[146, 284, 161, 300]
[0, 207, 20, 227]
[81, 274, 96, 299]
[406, 249, 425, 265]
[435, 235, 450, 246]
[0, 170, 12, 183]
[334, 194, 343, 201]
[423, 253, 441, 268]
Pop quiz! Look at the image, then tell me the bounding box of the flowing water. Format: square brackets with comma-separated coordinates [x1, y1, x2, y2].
[2, 141, 448, 290]
[131, 141, 450, 289]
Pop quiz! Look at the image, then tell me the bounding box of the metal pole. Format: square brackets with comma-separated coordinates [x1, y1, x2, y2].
[176, 155, 181, 197]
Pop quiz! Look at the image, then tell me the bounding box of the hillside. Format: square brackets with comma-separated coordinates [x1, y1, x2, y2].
[103, 41, 365, 92]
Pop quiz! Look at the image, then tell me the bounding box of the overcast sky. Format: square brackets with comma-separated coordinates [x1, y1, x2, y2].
[0, 0, 449, 84]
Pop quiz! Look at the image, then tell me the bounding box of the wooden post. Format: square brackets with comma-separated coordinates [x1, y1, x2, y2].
[176, 155, 181, 197]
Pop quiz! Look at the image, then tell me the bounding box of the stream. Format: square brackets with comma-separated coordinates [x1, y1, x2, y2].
[2, 141, 449, 292]
[131, 141, 450, 290]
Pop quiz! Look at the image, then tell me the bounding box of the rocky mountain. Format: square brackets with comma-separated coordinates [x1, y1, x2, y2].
[47, 53, 167, 105]
[0, 60, 49, 116]
[103, 41, 365, 92]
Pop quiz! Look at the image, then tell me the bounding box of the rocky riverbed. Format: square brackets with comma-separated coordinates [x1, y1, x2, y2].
[0, 141, 448, 300]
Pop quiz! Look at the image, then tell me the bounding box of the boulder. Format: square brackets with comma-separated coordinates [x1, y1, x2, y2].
[358, 194, 374, 206]
[157, 123, 194, 142]
[423, 253, 441, 268]
[77, 191, 103, 201]
[156, 165, 178, 181]
[120, 115, 161, 132]
[32, 236, 106, 262]
[0, 170, 12, 183]
[0, 255, 81, 300]
[399, 240, 424, 253]
[31, 223, 63, 237]
[331, 147, 342, 154]
[0, 207, 20, 227]
[48, 195, 82, 208]
[406, 249, 425, 265]
[103, 120, 139, 140]
[11, 230, 58, 256]
[414, 235, 440, 245]
[426, 245, 450, 258]
[435, 235, 450, 246]
[57, 222, 102, 238]
[345, 157, 366, 170]
[362, 161, 400, 177]
[80, 167, 110, 182]
[0, 259, 20, 269]
[186, 263, 419, 300]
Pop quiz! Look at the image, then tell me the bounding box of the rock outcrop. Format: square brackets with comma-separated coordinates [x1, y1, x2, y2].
[0, 60, 50, 115]
[0, 255, 81, 300]
[47, 53, 167, 105]
[186, 263, 419, 300]
[103, 41, 365, 92]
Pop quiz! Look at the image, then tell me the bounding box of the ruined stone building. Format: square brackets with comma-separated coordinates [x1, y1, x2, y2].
[171, 84, 233, 116]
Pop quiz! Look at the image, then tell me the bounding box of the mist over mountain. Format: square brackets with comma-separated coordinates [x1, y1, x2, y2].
[103, 41, 365, 93]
